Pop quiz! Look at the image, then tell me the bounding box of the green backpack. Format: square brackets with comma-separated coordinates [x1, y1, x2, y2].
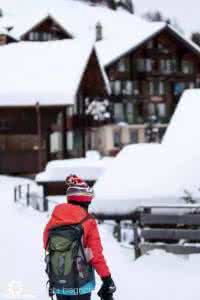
[45, 215, 94, 295]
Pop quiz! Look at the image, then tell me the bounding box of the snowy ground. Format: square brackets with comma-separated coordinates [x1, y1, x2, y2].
[1, 176, 200, 300]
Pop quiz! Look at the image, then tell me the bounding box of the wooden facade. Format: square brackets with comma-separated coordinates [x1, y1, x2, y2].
[0, 50, 108, 174]
[106, 27, 200, 127]
[21, 15, 72, 41]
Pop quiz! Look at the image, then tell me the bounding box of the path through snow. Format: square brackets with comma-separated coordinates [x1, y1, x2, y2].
[0, 176, 200, 300]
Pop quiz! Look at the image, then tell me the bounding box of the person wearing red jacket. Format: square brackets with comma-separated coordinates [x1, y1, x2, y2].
[43, 175, 116, 300]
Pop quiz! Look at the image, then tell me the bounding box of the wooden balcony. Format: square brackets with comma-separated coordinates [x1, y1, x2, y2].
[0, 150, 46, 174]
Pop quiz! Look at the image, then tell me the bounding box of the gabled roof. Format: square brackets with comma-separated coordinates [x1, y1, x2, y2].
[96, 24, 200, 67]
[0, 39, 109, 106]
[0, 26, 17, 40]
[0, 0, 148, 40]
[19, 14, 73, 40]
[0, 13, 73, 40]
[96, 22, 166, 66]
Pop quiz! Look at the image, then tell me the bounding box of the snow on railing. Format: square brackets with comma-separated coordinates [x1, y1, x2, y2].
[14, 183, 48, 211]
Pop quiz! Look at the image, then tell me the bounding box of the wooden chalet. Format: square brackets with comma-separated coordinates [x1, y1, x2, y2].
[0, 40, 109, 174]
[94, 24, 200, 154]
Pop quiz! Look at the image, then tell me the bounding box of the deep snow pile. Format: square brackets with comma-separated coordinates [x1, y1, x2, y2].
[93, 89, 200, 213]
[1, 176, 200, 300]
[91, 144, 185, 214]
[36, 152, 114, 182]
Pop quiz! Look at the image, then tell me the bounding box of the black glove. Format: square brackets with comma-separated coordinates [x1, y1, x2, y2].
[98, 276, 116, 299]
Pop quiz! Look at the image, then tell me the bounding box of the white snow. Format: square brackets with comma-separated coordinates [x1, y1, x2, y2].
[0, 39, 99, 106]
[92, 89, 200, 214]
[0, 0, 199, 68]
[1, 175, 200, 300]
[36, 153, 114, 182]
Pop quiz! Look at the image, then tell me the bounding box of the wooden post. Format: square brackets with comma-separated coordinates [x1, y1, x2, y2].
[18, 185, 22, 200]
[46, 128, 51, 162]
[133, 221, 141, 259]
[61, 108, 67, 159]
[43, 184, 48, 212]
[113, 221, 121, 242]
[14, 187, 17, 203]
[27, 184, 30, 207]
[36, 102, 43, 172]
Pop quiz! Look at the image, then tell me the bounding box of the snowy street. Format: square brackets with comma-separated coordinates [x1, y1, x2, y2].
[1, 176, 200, 300]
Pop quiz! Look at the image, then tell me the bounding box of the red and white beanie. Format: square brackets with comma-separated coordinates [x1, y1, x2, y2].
[65, 175, 94, 203]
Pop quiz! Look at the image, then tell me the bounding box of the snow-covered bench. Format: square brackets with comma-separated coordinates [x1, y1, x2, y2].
[136, 206, 200, 257]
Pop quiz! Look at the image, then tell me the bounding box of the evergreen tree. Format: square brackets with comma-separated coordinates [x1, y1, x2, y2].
[191, 32, 200, 47]
[142, 10, 183, 33]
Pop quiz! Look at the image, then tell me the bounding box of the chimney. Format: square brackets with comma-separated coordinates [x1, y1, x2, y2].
[96, 22, 103, 41]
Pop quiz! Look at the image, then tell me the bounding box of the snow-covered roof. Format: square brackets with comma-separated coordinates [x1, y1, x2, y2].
[96, 22, 166, 66]
[0, 0, 148, 40]
[1, 0, 199, 67]
[0, 39, 106, 106]
[36, 155, 114, 182]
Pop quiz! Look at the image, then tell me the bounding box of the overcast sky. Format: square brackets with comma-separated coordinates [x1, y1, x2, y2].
[0, 0, 200, 36]
[133, 0, 200, 36]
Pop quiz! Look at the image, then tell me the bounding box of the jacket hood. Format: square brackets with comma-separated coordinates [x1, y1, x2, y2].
[51, 203, 88, 227]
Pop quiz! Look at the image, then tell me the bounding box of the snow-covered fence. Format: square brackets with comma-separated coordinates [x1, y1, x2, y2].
[94, 205, 200, 258]
[14, 183, 48, 211]
[136, 205, 200, 257]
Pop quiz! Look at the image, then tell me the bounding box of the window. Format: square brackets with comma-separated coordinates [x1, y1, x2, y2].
[149, 80, 165, 96]
[130, 130, 138, 143]
[136, 59, 145, 72]
[147, 103, 167, 119]
[174, 82, 185, 95]
[160, 59, 177, 74]
[174, 81, 196, 95]
[133, 81, 139, 95]
[189, 82, 195, 89]
[67, 131, 73, 151]
[158, 43, 169, 54]
[42, 32, 49, 41]
[182, 60, 194, 74]
[29, 31, 39, 41]
[126, 102, 134, 124]
[157, 103, 166, 118]
[114, 103, 125, 122]
[0, 120, 9, 130]
[29, 32, 34, 41]
[146, 59, 154, 72]
[113, 131, 121, 147]
[136, 58, 154, 72]
[122, 81, 133, 95]
[117, 58, 127, 72]
[147, 40, 154, 49]
[113, 81, 121, 95]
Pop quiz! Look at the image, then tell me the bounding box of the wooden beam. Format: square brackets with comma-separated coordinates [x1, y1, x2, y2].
[36, 102, 43, 172]
[140, 213, 200, 226]
[140, 243, 200, 256]
[60, 108, 67, 159]
[141, 228, 200, 241]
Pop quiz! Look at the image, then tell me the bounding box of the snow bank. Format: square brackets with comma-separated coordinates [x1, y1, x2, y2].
[91, 144, 186, 214]
[36, 155, 114, 182]
[1, 175, 200, 300]
[163, 89, 200, 152]
[92, 89, 200, 214]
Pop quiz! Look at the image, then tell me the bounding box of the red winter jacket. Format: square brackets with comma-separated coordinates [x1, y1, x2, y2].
[43, 203, 111, 278]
